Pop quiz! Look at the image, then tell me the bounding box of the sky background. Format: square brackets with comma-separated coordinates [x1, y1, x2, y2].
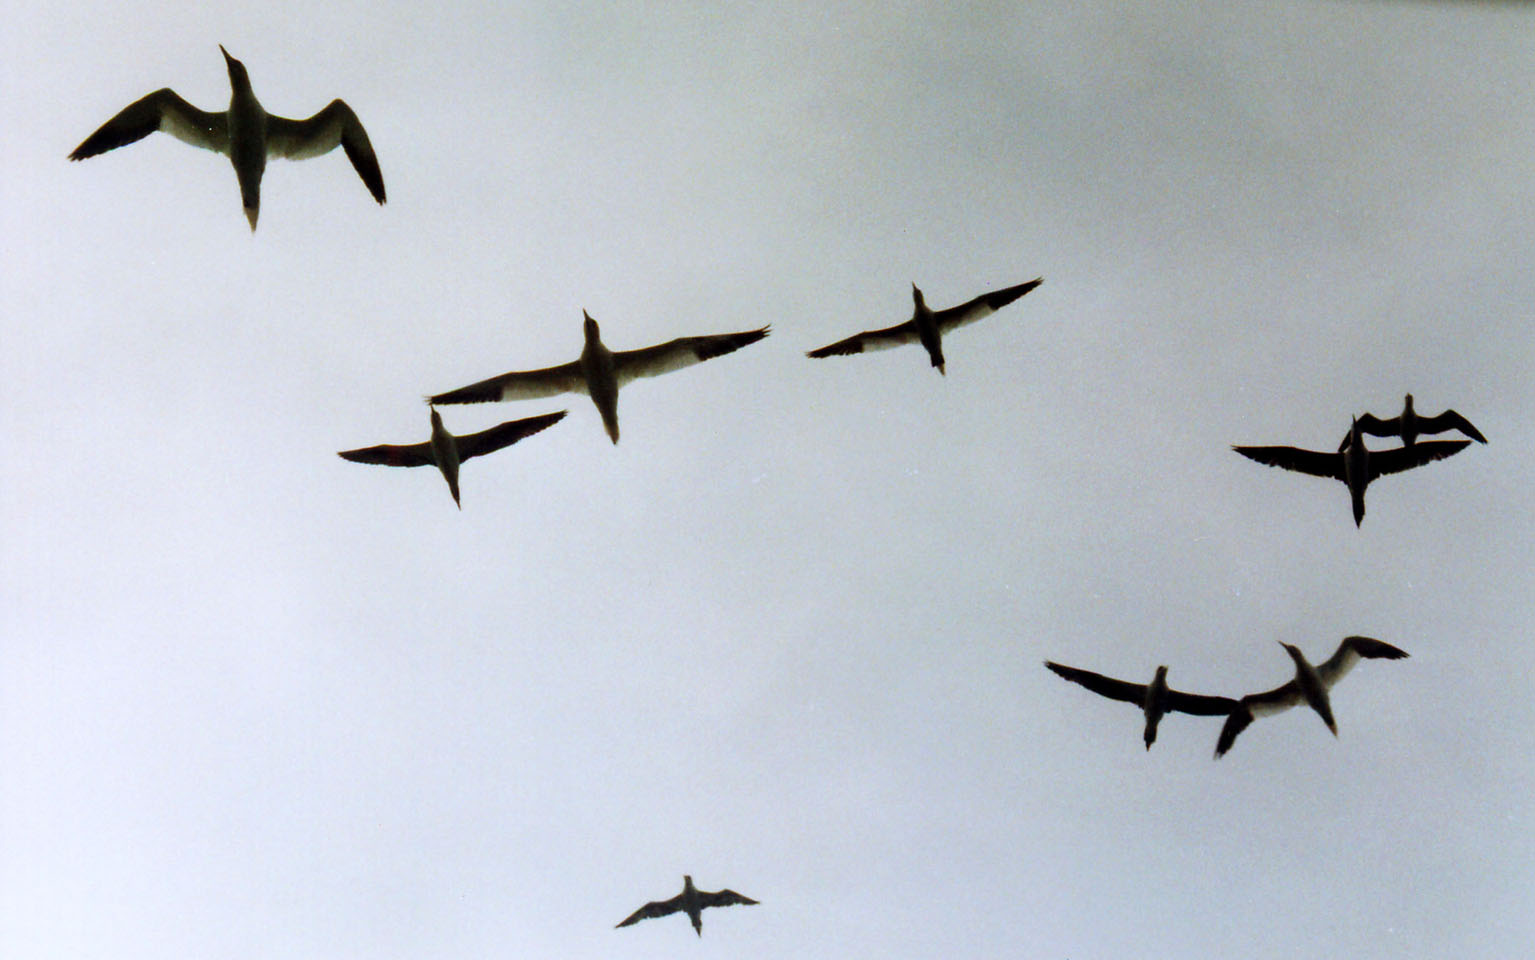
[4, 1, 1534, 958]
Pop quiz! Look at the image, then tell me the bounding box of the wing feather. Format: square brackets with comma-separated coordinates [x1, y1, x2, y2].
[429, 360, 588, 405]
[612, 326, 769, 387]
[805, 320, 919, 358]
[616, 895, 683, 928]
[1043, 661, 1146, 706]
[1232, 444, 1345, 480]
[266, 100, 386, 203]
[337, 441, 434, 467]
[1419, 409, 1486, 444]
[70, 89, 227, 159]
[454, 411, 567, 460]
[699, 888, 758, 909]
[934, 278, 1043, 333]
[1316, 636, 1408, 688]
[1366, 439, 1469, 479]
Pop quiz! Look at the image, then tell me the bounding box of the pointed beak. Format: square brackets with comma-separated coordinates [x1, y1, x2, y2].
[220, 44, 233, 64]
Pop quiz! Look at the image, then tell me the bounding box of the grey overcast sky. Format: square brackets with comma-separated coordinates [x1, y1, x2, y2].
[4, 1, 1534, 958]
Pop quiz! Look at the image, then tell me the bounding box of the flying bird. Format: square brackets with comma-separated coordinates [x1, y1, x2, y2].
[1339, 394, 1487, 451]
[337, 408, 564, 508]
[616, 875, 758, 937]
[69, 45, 386, 230]
[1044, 661, 1238, 750]
[427, 312, 769, 443]
[1233, 417, 1469, 526]
[805, 277, 1041, 374]
[1214, 636, 1409, 758]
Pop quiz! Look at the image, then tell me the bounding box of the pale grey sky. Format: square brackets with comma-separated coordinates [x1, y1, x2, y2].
[3, 2, 1534, 958]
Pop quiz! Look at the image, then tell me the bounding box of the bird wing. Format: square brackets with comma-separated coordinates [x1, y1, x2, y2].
[1419, 409, 1487, 444]
[428, 360, 588, 405]
[265, 100, 386, 204]
[616, 895, 684, 928]
[1339, 413, 1401, 451]
[805, 319, 919, 358]
[699, 888, 759, 909]
[1163, 689, 1241, 716]
[1366, 439, 1470, 480]
[69, 89, 228, 160]
[336, 441, 433, 467]
[453, 411, 567, 460]
[1043, 661, 1146, 706]
[611, 326, 770, 387]
[1213, 705, 1253, 758]
[933, 278, 1043, 333]
[1231, 445, 1344, 480]
[1213, 681, 1305, 758]
[1316, 636, 1408, 689]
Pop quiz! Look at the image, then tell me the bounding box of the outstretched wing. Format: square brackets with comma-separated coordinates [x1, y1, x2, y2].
[1419, 409, 1486, 444]
[1366, 439, 1469, 480]
[934, 278, 1042, 333]
[699, 888, 759, 909]
[1164, 689, 1241, 716]
[616, 895, 684, 928]
[266, 99, 386, 203]
[1316, 636, 1409, 689]
[337, 441, 433, 467]
[454, 411, 567, 460]
[1213, 682, 1304, 758]
[1043, 661, 1146, 706]
[612, 326, 770, 387]
[1232, 445, 1344, 480]
[806, 319, 919, 358]
[429, 360, 588, 405]
[1340, 413, 1402, 451]
[70, 88, 228, 159]
[1214, 705, 1254, 758]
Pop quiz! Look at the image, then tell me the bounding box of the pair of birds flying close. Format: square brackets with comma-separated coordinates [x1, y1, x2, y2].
[1233, 395, 1484, 526]
[340, 277, 1043, 505]
[615, 875, 758, 936]
[69, 46, 385, 230]
[1045, 635, 1409, 758]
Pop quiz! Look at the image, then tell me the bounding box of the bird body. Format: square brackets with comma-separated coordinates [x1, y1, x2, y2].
[337, 408, 565, 508]
[1214, 636, 1409, 758]
[806, 278, 1042, 373]
[1044, 661, 1237, 749]
[616, 875, 758, 936]
[428, 313, 769, 443]
[69, 46, 386, 230]
[1233, 417, 1469, 526]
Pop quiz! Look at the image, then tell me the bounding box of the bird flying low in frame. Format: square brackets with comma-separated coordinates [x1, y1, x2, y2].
[1233, 416, 1470, 527]
[1044, 661, 1238, 750]
[805, 277, 1042, 374]
[615, 875, 758, 937]
[337, 408, 565, 509]
[1339, 393, 1487, 451]
[1214, 636, 1409, 759]
[69, 45, 386, 230]
[427, 312, 770, 443]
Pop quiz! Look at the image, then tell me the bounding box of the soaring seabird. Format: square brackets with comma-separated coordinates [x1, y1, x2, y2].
[1339, 394, 1487, 451]
[427, 313, 769, 443]
[805, 278, 1042, 374]
[69, 45, 386, 230]
[337, 408, 564, 508]
[1044, 661, 1238, 750]
[1214, 636, 1409, 758]
[1233, 417, 1470, 526]
[616, 875, 758, 936]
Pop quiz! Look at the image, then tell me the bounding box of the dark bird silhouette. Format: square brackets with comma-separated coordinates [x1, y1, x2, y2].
[1339, 393, 1487, 451]
[1214, 637, 1409, 758]
[1044, 661, 1238, 750]
[616, 875, 758, 936]
[337, 408, 564, 508]
[1234, 417, 1469, 526]
[806, 278, 1042, 374]
[427, 313, 769, 443]
[69, 45, 386, 230]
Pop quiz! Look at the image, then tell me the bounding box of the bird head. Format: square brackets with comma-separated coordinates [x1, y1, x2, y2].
[582, 310, 600, 341]
[219, 45, 251, 87]
[911, 283, 925, 306]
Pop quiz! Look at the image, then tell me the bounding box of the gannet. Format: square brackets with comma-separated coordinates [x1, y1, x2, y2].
[1339, 394, 1487, 451]
[616, 875, 758, 936]
[69, 45, 386, 230]
[337, 408, 564, 508]
[427, 313, 769, 443]
[1214, 636, 1409, 758]
[1233, 417, 1470, 526]
[1044, 661, 1238, 750]
[805, 278, 1042, 374]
